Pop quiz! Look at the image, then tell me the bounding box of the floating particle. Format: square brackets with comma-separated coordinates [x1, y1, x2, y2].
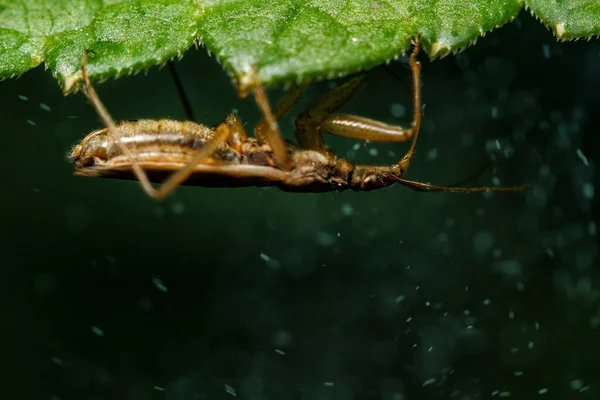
[491, 106, 498, 118]
[40, 103, 52, 112]
[427, 148, 438, 160]
[581, 183, 594, 200]
[526, 185, 549, 208]
[271, 329, 293, 347]
[390, 103, 406, 119]
[27, 120, 36, 126]
[324, 382, 334, 387]
[225, 384, 237, 396]
[483, 299, 491, 306]
[340, 203, 354, 216]
[314, 231, 336, 247]
[576, 149, 590, 167]
[154, 386, 164, 391]
[495, 260, 522, 277]
[90, 326, 104, 337]
[473, 230, 494, 255]
[569, 379, 584, 391]
[422, 378, 436, 387]
[274, 349, 286, 355]
[18, 94, 29, 101]
[352, 143, 361, 151]
[259, 252, 280, 269]
[170, 201, 185, 215]
[514, 371, 523, 376]
[152, 275, 168, 293]
[538, 388, 548, 395]
[542, 44, 551, 59]
[369, 148, 379, 157]
[51, 356, 64, 366]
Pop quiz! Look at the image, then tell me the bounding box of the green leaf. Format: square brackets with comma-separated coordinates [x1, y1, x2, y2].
[198, 0, 522, 92]
[0, 0, 199, 91]
[0, 0, 598, 94]
[526, 0, 600, 40]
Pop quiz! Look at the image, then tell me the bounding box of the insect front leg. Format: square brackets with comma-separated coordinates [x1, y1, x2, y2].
[223, 113, 248, 152]
[250, 68, 305, 170]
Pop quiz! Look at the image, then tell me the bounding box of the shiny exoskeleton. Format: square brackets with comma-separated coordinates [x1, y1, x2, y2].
[72, 35, 523, 200]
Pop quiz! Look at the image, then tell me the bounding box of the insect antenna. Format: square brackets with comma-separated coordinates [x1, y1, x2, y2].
[167, 61, 196, 122]
[382, 64, 414, 105]
[396, 178, 526, 193]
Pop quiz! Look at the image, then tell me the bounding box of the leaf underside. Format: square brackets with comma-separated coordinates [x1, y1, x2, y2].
[0, 0, 598, 94]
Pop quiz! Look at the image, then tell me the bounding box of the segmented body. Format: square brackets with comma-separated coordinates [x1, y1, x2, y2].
[71, 119, 392, 192]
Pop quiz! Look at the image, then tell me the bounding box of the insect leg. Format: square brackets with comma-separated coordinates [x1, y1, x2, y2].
[255, 82, 308, 143]
[318, 35, 423, 175]
[168, 61, 195, 122]
[223, 113, 249, 152]
[80, 50, 162, 199]
[149, 123, 231, 200]
[294, 74, 367, 152]
[251, 68, 295, 170]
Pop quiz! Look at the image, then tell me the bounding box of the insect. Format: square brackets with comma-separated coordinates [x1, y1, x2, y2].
[71, 35, 523, 200]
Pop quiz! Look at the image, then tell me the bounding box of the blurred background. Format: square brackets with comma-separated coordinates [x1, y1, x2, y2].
[1, 14, 598, 400]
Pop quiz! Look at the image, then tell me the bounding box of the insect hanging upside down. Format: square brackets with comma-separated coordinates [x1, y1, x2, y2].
[71, 35, 524, 200]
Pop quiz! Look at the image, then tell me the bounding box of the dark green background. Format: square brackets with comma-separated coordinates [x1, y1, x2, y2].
[1, 16, 598, 400]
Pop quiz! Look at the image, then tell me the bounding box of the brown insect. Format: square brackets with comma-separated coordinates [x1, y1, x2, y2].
[71, 35, 523, 200]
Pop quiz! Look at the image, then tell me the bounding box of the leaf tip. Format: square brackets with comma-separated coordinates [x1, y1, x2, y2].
[237, 70, 257, 98]
[428, 41, 451, 60]
[554, 23, 567, 40]
[63, 74, 80, 95]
